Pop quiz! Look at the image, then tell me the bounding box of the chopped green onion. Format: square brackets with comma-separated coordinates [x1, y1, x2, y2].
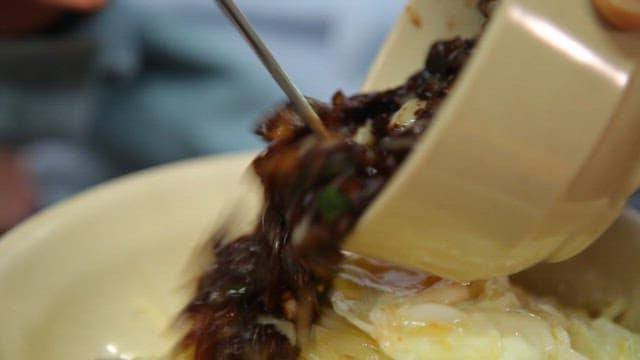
[317, 186, 351, 222]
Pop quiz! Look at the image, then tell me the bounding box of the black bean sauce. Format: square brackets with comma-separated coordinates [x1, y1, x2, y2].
[178, 36, 476, 360]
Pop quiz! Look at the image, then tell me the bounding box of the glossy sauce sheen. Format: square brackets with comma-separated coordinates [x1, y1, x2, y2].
[177, 22, 479, 360]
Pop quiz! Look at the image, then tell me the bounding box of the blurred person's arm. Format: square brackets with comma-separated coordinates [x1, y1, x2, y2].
[0, 0, 108, 34]
[0, 0, 108, 232]
[0, 149, 36, 233]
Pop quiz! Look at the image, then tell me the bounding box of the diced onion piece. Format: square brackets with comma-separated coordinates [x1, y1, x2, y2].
[352, 121, 374, 146]
[388, 98, 427, 131]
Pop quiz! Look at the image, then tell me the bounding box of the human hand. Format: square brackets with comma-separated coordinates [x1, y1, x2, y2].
[593, 0, 640, 30]
[38, 0, 110, 12]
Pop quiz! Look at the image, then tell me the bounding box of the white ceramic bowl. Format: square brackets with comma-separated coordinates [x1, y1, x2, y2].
[0, 153, 639, 359]
[0, 153, 260, 360]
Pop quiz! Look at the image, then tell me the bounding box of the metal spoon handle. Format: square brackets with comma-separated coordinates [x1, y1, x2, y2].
[216, 0, 329, 138]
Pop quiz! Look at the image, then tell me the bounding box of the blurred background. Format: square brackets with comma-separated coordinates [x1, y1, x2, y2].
[1, 0, 638, 234]
[0, 0, 405, 233]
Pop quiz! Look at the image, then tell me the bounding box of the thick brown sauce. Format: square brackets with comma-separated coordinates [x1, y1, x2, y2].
[178, 27, 479, 360]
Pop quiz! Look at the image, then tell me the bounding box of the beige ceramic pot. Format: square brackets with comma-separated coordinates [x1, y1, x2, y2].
[345, 0, 640, 280]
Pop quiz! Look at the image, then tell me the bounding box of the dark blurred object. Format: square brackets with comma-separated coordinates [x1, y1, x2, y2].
[1, 1, 62, 35]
